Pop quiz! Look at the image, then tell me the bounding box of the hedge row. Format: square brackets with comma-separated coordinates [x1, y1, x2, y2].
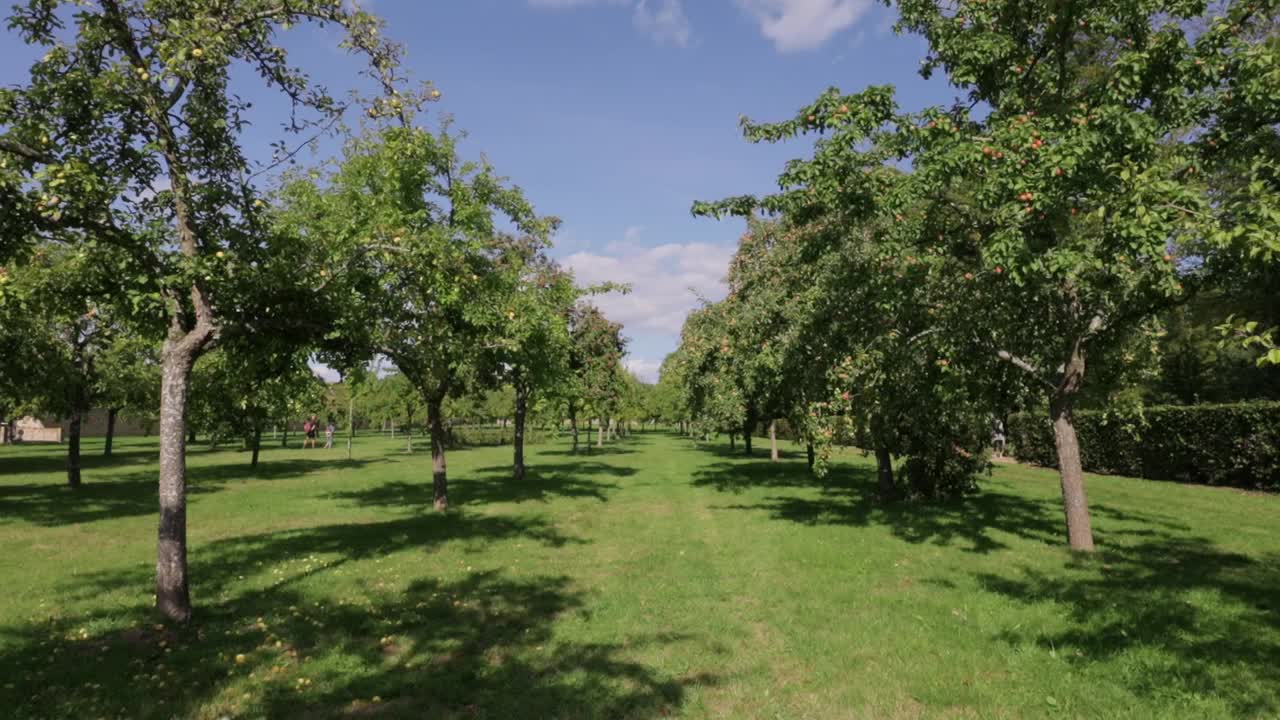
[1007, 402, 1280, 489]
[447, 425, 549, 448]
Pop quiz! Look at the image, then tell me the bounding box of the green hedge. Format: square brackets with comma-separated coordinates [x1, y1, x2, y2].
[1007, 402, 1280, 489]
[446, 425, 549, 448]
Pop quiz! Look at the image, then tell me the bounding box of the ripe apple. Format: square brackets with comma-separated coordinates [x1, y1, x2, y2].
[964, 272, 974, 280]
[994, 266, 1003, 274]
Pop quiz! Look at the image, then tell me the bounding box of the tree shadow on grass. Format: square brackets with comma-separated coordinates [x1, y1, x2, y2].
[0, 457, 387, 527]
[694, 457, 1192, 555]
[694, 450, 1280, 714]
[538, 445, 641, 458]
[976, 541, 1280, 716]
[327, 462, 633, 511]
[0, 445, 163, 476]
[0, 513, 719, 719]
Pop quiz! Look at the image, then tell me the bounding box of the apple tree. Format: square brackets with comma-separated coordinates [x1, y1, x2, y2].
[696, 0, 1280, 551]
[276, 122, 556, 509]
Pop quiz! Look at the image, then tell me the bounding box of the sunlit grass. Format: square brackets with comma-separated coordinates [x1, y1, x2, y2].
[1, 431, 1276, 719]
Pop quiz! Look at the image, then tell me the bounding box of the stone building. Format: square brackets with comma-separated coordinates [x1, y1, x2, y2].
[1, 410, 153, 443]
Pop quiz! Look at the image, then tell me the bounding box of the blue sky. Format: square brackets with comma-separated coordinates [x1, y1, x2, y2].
[1, 0, 957, 382]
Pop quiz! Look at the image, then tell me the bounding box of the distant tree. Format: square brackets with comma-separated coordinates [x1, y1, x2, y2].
[278, 122, 556, 509]
[0, 243, 150, 484]
[567, 304, 627, 452]
[94, 331, 161, 457]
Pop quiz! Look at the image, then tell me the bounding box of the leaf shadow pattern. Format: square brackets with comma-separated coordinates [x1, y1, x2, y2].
[0, 457, 389, 527]
[327, 462, 631, 510]
[0, 445, 161, 476]
[1, 512, 718, 718]
[694, 457, 1192, 555]
[976, 541, 1280, 717]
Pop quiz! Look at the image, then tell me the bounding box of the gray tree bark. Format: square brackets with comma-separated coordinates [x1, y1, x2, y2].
[1051, 339, 1095, 551]
[875, 446, 895, 499]
[156, 339, 203, 623]
[428, 397, 448, 511]
[66, 404, 83, 487]
[513, 381, 528, 481]
[104, 407, 118, 458]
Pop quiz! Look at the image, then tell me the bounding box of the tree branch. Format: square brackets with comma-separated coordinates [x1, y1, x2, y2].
[0, 138, 54, 163]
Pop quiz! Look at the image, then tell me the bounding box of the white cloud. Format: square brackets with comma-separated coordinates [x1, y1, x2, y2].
[529, 0, 874, 52]
[562, 234, 733, 337]
[633, 0, 692, 47]
[528, 0, 618, 7]
[735, 0, 874, 51]
[624, 357, 664, 383]
[527, 0, 690, 47]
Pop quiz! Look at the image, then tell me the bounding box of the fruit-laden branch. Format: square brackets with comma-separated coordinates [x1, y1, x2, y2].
[0, 138, 53, 163]
[995, 349, 1058, 390]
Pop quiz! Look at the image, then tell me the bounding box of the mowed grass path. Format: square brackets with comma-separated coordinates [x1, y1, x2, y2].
[0, 432, 1277, 719]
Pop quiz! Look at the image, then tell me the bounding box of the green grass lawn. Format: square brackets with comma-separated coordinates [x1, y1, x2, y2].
[0, 431, 1277, 719]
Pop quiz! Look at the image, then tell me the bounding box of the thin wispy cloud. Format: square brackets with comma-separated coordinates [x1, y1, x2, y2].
[528, 0, 876, 51]
[528, 0, 691, 46]
[735, 0, 875, 52]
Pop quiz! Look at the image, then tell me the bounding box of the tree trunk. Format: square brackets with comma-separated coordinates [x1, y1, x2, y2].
[1051, 393, 1095, 551]
[597, 417, 604, 448]
[406, 411, 414, 454]
[104, 407, 118, 458]
[428, 397, 448, 511]
[875, 446, 896, 499]
[570, 404, 580, 455]
[346, 395, 354, 460]
[769, 420, 779, 462]
[729, 433, 736, 451]
[513, 382, 528, 481]
[66, 405, 83, 488]
[281, 424, 288, 448]
[187, 428, 196, 444]
[743, 418, 753, 456]
[250, 422, 262, 470]
[807, 442, 815, 471]
[156, 340, 200, 623]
